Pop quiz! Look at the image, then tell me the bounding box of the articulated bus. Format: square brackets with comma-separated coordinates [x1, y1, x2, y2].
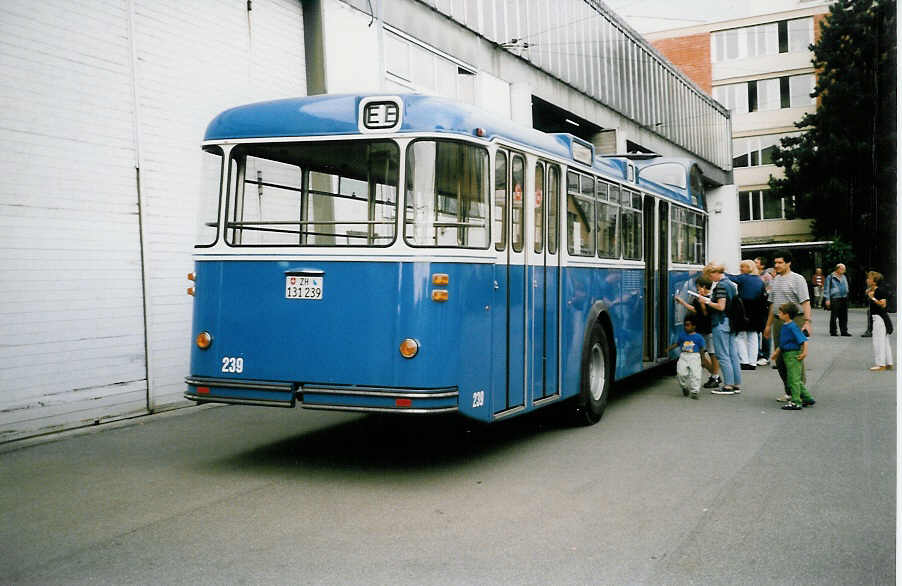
[185, 94, 708, 425]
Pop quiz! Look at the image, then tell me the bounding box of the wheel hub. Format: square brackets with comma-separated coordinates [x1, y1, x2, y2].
[589, 342, 606, 401]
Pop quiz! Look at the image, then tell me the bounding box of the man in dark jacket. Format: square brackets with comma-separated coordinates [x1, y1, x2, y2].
[824, 263, 851, 336]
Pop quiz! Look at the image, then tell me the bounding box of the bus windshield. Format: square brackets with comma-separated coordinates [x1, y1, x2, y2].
[218, 140, 399, 247]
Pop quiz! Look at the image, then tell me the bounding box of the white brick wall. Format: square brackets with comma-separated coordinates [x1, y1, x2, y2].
[0, 0, 147, 440]
[0, 0, 307, 441]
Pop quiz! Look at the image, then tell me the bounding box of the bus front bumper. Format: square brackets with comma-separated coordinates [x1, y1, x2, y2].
[185, 377, 459, 414]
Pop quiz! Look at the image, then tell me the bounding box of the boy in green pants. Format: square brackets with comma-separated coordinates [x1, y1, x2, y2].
[771, 302, 816, 411]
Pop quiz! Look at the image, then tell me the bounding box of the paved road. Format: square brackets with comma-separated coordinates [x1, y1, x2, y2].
[0, 309, 895, 585]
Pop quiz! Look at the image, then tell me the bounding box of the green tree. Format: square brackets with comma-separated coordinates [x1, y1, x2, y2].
[770, 0, 896, 290]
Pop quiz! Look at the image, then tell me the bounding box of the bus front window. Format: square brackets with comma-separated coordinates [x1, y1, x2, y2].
[404, 140, 489, 248]
[223, 140, 399, 247]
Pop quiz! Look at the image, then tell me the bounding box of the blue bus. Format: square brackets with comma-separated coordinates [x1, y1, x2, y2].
[185, 94, 708, 425]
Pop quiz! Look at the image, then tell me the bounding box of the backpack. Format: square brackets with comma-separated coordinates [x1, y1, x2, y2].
[885, 282, 896, 314]
[725, 282, 749, 332]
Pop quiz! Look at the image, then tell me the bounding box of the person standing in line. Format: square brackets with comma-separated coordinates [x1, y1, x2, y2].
[675, 275, 719, 385]
[866, 271, 894, 371]
[811, 268, 824, 309]
[728, 259, 767, 370]
[755, 257, 774, 366]
[703, 263, 742, 395]
[763, 251, 812, 402]
[771, 302, 815, 411]
[824, 263, 851, 336]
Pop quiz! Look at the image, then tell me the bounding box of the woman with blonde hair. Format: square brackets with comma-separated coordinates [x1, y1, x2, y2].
[700, 262, 742, 393]
[866, 271, 894, 371]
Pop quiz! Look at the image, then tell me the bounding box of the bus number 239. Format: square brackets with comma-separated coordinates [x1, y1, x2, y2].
[472, 390, 485, 408]
[221, 356, 244, 373]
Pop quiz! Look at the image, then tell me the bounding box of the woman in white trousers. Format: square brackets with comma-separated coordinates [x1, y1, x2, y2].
[866, 271, 894, 371]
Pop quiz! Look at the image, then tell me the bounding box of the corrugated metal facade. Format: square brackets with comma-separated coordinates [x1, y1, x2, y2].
[412, 0, 731, 169]
[0, 0, 306, 441]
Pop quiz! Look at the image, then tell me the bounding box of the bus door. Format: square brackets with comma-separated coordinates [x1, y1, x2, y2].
[657, 201, 670, 358]
[642, 195, 656, 362]
[529, 162, 561, 403]
[492, 150, 527, 415]
[642, 195, 670, 362]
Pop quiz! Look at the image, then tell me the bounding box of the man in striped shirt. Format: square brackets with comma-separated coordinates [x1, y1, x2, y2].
[763, 251, 812, 402]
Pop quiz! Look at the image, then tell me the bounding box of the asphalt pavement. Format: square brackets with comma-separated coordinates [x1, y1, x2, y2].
[0, 308, 895, 585]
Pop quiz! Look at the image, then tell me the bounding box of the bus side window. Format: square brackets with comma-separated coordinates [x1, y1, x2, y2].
[494, 151, 507, 252]
[692, 211, 705, 264]
[670, 206, 685, 263]
[511, 154, 525, 253]
[534, 162, 544, 253]
[597, 180, 619, 258]
[621, 188, 643, 260]
[670, 207, 705, 265]
[547, 165, 559, 255]
[566, 171, 595, 257]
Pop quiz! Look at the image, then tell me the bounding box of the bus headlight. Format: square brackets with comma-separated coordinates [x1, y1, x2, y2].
[196, 331, 213, 350]
[399, 338, 419, 359]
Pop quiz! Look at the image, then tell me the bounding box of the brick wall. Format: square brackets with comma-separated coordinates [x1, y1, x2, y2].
[814, 12, 828, 42]
[651, 33, 712, 95]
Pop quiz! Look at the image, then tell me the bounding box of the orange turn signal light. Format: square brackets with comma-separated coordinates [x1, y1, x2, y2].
[432, 273, 449, 285]
[432, 290, 449, 302]
[187, 287, 195, 296]
[399, 338, 419, 359]
[196, 331, 212, 350]
[188, 272, 196, 281]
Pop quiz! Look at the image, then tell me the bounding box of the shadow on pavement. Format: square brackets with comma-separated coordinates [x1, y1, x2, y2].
[202, 365, 671, 478]
[206, 409, 564, 476]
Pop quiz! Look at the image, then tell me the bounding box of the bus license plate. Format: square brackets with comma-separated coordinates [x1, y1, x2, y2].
[285, 276, 323, 300]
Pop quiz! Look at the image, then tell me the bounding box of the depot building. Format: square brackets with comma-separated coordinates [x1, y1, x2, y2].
[0, 0, 734, 441]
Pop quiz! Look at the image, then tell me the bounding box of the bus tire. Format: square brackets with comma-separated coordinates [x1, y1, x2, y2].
[569, 321, 611, 426]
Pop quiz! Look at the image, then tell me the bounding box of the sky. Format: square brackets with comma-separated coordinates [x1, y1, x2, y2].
[604, 0, 817, 33]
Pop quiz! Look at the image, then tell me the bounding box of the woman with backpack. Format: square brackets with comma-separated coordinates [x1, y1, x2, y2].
[729, 259, 769, 370]
[702, 262, 743, 395]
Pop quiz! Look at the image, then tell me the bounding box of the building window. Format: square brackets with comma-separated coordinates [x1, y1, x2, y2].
[712, 17, 813, 62]
[739, 190, 796, 221]
[787, 17, 814, 53]
[712, 84, 749, 113]
[732, 132, 800, 168]
[384, 30, 477, 104]
[752, 78, 781, 112]
[715, 74, 814, 114]
[789, 74, 816, 107]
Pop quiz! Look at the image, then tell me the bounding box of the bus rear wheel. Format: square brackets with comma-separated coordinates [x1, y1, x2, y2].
[569, 322, 611, 426]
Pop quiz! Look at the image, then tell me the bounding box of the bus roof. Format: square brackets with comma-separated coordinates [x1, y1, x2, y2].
[204, 93, 701, 208]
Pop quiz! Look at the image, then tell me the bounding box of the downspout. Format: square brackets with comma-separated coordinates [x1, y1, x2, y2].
[126, 0, 154, 412]
[374, 0, 385, 91]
